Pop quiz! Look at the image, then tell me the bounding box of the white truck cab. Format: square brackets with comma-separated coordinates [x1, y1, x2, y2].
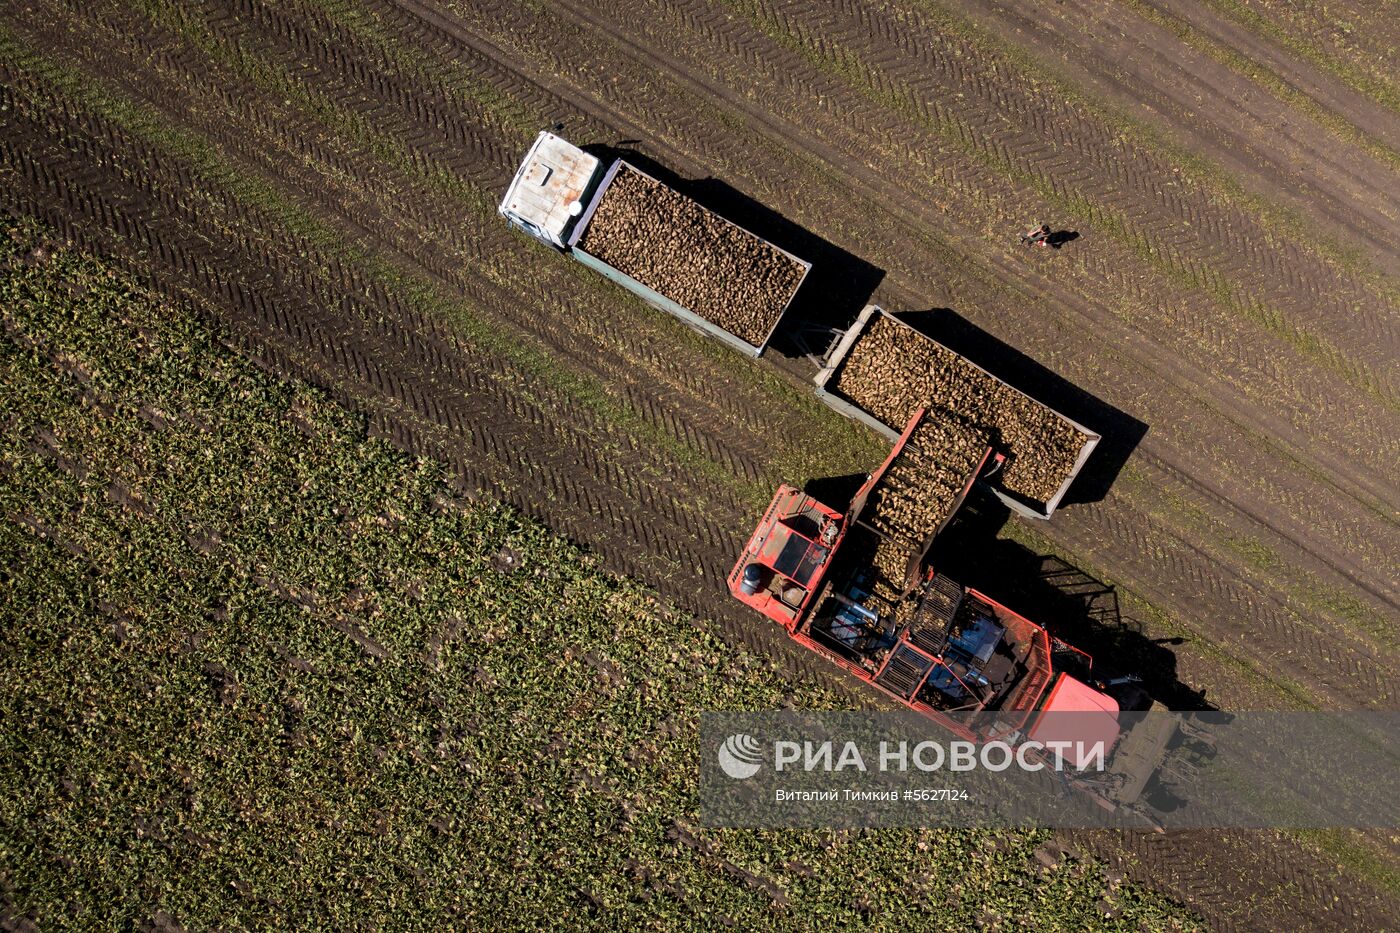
[498, 132, 604, 249]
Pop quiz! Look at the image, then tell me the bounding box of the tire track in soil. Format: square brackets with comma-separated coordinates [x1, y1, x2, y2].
[0, 57, 847, 687]
[418, 0, 1397, 700]
[1073, 827, 1400, 933]
[1203, 0, 1400, 113]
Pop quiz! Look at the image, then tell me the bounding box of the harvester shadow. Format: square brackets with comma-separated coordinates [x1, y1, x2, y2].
[802, 472, 868, 513]
[583, 144, 884, 358]
[892, 309, 1146, 507]
[935, 496, 1212, 712]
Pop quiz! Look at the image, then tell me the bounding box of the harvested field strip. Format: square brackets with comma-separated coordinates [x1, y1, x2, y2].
[46, 0, 880, 490]
[1200, 0, 1400, 119]
[0, 220, 1201, 930]
[1122, 0, 1400, 174]
[126, 0, 508, 211]
[0, 24, 792, 515]
[1044, 493, 1395, 707]
[502, 0, 1399, 546]
[715, 0, 1396, 403]
[936, 0, 1400, 305]
[295, 0, 544, 140]
[1119, 465, 1399, 650]
[914, 0, 1400, 289]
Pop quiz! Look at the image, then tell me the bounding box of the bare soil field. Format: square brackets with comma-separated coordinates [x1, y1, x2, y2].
[1, 0, 1396, 928]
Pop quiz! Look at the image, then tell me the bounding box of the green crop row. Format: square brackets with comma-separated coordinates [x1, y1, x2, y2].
[0, 217, 1197, 929]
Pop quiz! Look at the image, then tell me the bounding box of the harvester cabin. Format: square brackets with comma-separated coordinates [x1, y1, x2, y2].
[731, 486, 845, 625]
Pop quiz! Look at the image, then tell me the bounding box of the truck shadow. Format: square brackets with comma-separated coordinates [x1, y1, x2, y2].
[937, 496, 1212, 712]
[583, 145, 884, 358]
[891, 308, 1146, 507]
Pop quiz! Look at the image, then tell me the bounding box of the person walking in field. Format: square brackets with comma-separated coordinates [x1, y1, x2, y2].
[1021, 223, 1052, 248]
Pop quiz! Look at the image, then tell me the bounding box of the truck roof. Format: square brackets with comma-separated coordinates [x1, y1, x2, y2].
[498, 132, 600, 244]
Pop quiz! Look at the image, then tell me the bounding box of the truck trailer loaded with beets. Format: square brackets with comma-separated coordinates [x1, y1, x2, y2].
[816, 305, 1101, 519]
[499, 132, 812, 356]
[728, 407, 1196, 824]
[499, 140, 1092, 520]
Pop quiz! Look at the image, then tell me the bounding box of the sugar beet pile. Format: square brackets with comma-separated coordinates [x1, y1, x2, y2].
[833, 315, 1088, 506]
[864, 408, 990, 547]
[577, 167, 806, 346]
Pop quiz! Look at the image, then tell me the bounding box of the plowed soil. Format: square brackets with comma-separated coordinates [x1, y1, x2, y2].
[2, 0, 1396, 928]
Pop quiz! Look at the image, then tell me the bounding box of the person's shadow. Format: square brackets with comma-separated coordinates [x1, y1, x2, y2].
[1046, 230, 1080, 249]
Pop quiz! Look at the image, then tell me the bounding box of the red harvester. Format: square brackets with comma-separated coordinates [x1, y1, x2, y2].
[729, 407, 1200, 821]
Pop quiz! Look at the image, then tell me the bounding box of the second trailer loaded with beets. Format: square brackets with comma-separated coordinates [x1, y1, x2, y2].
[816, 305, 1100, 519]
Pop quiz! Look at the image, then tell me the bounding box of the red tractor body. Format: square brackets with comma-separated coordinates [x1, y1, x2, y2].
[729, 407, 1142, 778]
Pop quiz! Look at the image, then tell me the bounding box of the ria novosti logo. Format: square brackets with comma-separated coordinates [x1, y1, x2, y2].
[715, 734, 1111, 780]
[717, 733, 764, 779]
